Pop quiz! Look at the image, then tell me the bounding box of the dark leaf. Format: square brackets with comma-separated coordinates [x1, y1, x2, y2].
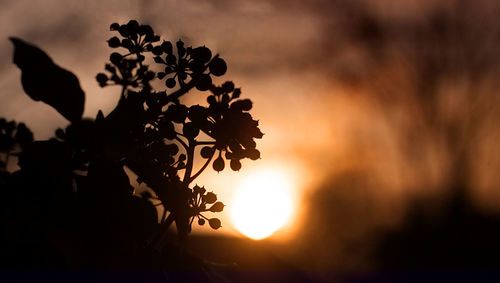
[10, 37, 85, 122]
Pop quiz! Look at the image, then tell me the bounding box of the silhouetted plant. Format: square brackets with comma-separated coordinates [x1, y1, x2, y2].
[1, 20, 262, 273]
[93, 20, 262, 237]
[0, 118, 33, 176]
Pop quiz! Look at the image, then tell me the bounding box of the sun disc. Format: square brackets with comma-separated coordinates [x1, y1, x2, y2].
[230, 169, 294, 240]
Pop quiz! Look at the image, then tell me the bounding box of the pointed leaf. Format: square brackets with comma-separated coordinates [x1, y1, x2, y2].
[10, 37, 85, 122]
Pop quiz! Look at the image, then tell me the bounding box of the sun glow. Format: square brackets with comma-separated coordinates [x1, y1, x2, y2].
[230, 168, 294, 240]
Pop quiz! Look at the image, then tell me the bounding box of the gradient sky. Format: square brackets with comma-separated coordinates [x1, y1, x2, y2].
[0, 0, 342, 236]
[2, 1, 500, 257]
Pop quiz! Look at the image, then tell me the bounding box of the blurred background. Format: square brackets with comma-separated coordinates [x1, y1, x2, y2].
[2, 0, 500, 280]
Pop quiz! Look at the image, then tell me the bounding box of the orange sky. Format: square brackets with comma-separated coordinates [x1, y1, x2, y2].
[2, 0, 500, 243]
[0, 0, 335, 237]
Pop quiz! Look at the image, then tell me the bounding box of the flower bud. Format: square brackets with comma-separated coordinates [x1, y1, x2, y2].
[152, 46, 163, 55]
[96, 73, 108, 87]
[222, 81, 235, 93]
[110, 52, 122, 65]
[209, 218, 221, 229]
[212, 156, 225, 172]
[108, 37, 121, 48]
[230, 159, 242, 171]
[196, 74, 212, 91]
[165, 78, 176, 88]
[193, 185, 206, 195]
[209, 58, 227, 76]
[110, 23, 120, 31]
[201, 146, 215, 159]
[183, 122, 199, 139]
[209, 201, 225, 212]
[203, 192, 217, 204]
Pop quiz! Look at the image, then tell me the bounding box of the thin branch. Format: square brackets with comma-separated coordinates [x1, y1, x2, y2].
[189, 153, 214, 183]
[189, 215, 195, 228]
[182, 141, 195, 185]
[135, 50, 144, 69]
[160, 207, 167, 223]
[175, 131, 187, 138]
[120, 85, 127, 98]
[195, 141, 216, 146]
[174, 136, 188, 151]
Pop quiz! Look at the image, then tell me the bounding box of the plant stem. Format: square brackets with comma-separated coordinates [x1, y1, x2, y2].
[195, 141, 216, 146]
[174, 136, 188, 151]
[160, 207, 167, 223]
[183, 140, 195, 185]
[120, 85, 126, 98]
[189, 152, 214, 182]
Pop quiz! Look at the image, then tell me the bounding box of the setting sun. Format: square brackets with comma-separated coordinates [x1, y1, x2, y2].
[230, 169, 294, 240]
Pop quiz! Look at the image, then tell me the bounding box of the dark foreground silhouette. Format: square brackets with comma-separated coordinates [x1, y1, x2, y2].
[0, 20, 263, 281]
[375, 187, 500, 269]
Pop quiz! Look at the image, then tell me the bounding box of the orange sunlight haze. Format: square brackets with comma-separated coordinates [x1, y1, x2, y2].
[230, 169, 294, 240]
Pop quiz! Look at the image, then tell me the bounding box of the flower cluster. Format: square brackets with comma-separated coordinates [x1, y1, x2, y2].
[96, 20, 161, 89]
[93, 20, 263, 235]
[152, 40, 227, 91]
[189, 185, 225, 230]
[4, 19, 265, 271]
[190, 82, 263, 172]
